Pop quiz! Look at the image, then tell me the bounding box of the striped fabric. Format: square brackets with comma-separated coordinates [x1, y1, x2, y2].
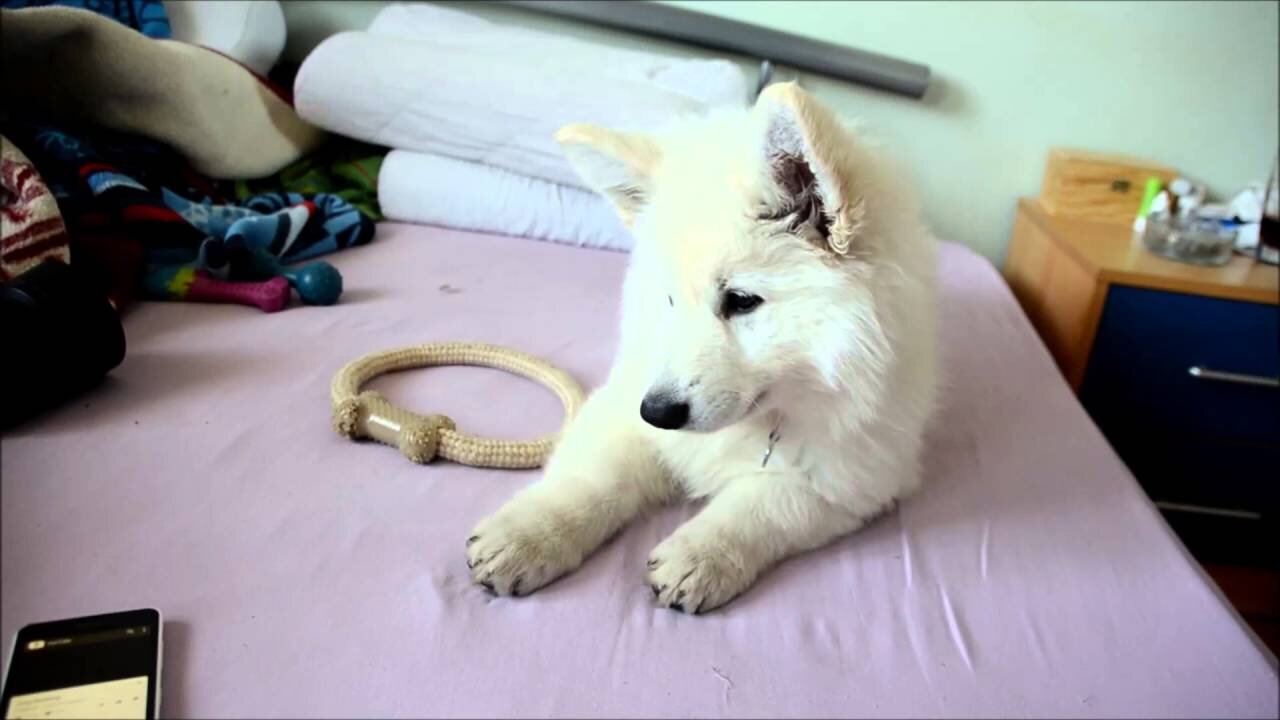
[1, 135, 70, 281]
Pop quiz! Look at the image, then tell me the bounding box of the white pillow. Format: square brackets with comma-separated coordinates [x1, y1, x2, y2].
[164, 0, 286, 76]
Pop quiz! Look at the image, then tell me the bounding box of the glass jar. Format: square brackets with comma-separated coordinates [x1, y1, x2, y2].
[1141, 211, 1238, 266]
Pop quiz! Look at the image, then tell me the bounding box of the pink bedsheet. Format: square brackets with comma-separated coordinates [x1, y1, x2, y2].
[2, 223, 1276, 718]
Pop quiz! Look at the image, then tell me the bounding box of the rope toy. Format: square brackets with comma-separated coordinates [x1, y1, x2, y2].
[330, 341, 585, 468]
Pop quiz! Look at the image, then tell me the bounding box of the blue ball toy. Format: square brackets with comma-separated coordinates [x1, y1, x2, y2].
[284, 260, 344, 306]
[243, 247, 344, 306]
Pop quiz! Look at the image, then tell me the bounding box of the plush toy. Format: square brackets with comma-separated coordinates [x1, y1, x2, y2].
[1, 5, 321, 180]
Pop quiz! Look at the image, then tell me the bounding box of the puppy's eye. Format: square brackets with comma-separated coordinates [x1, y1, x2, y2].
[721, 290, 763, 318]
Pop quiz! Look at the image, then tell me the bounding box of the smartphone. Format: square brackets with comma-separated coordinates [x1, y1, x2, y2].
[1, 609, 161, 720]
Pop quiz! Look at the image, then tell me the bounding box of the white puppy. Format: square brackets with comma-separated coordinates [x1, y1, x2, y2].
[467, 83, 938, 613]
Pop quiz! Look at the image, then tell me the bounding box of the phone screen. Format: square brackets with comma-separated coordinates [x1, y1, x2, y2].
[1, 609, 160, 720]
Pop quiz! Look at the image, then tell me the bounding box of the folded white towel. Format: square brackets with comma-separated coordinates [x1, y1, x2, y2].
[294, 2, 747, 189]
[378, 150, 633, 252]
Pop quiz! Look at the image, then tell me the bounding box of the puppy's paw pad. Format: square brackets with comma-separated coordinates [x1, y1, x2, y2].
[646, 537, 753, 614]
[465, 505, 583, 597]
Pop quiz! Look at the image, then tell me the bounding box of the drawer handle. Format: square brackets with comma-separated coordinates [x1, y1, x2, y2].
[1187, 366, 1280, 388]
[1155, 501, 1263, 520]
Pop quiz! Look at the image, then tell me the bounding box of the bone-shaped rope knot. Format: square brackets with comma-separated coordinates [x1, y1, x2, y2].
[331, 396, 363, 439]
[398, 414, 456, 464]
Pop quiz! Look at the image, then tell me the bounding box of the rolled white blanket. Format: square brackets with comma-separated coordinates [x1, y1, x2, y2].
[378, 150, 632, 252]
[294, 2, 747, 189]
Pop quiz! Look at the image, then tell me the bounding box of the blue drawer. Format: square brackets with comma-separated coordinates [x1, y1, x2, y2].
[1080, 285, 1279, 518]
[1081, 285, 1279, 448]
[1110, 433, 1279, 511]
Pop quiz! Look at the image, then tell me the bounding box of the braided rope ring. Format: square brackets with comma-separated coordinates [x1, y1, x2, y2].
[331, 341, 585, 468]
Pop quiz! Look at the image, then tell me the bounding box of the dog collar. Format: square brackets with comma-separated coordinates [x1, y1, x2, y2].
[761, 417, 783, 468]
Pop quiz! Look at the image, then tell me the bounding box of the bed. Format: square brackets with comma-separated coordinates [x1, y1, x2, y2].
[2, 223, 1276, 718]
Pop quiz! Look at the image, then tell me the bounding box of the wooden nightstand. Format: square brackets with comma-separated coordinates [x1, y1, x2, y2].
[1004, 198, 1278, 390]
[1003, 197, 1279, 569]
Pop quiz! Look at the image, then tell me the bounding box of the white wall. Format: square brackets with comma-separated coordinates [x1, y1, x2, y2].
[282, 1, 1280, 262]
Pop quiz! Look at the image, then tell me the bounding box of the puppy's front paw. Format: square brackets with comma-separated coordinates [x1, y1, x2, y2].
[647, 532, 757, 614]
[466, 499, 585, 597]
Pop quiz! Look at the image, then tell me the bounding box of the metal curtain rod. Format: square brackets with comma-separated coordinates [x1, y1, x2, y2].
[494, 0, 931, 99]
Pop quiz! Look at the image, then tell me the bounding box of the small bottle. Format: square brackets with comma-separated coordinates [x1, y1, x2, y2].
[1260, 153, 1279, 264]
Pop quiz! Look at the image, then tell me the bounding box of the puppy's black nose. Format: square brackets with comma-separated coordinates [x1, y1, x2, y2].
[640, 394, 689, 430]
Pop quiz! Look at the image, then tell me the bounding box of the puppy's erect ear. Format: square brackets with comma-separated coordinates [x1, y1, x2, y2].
[556, 123, 661, 227]
[755, 83, 864, 256]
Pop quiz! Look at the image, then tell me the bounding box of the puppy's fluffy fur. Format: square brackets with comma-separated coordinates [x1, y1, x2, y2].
[466, 83, 938, 613]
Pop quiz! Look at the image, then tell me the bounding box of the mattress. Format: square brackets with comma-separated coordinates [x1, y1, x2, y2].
[2, 223, 1276, 718]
